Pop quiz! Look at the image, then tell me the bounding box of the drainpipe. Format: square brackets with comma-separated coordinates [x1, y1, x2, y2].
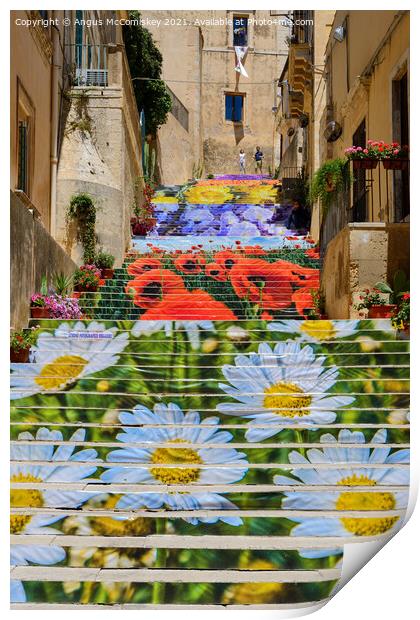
[50, 12, 60, 237]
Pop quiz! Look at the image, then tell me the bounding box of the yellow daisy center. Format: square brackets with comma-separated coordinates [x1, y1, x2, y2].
[150, 439, 202, 484]
[301, 320, 337, 341]
[92, 495, 153, 537]
[34, 355, 89, 390]
[10, 473, 43, 533]
[336, 474, 398, 536]
[263, 382, 312, 417]
[222, 562, 286, 604]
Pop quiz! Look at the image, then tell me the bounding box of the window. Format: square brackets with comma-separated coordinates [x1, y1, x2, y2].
[225, 94, 244, 122]
[16, 82, 34, 197]
[17, 121, 29, 194]
[233, 15, 248, 46]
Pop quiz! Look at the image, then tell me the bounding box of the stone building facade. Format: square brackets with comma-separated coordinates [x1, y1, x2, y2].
[143, 10, 290, 184]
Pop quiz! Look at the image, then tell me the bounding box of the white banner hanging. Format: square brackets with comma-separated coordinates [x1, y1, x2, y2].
[234, 46, 249, 77]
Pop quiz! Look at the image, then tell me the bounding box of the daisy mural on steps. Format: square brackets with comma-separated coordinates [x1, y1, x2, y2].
[217, 341, 354, 441]
[131, 320, 215, 350]
[10, 321, 129, 400]
[10, 428, 98, 602]
[273, 429, 409, 557]
[101, 402, 249, 525]
[268, 319, 360, 342]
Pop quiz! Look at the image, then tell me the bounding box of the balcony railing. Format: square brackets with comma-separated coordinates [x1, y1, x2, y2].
[67, 44, 108, 87]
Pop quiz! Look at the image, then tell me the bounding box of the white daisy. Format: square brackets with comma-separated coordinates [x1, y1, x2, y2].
[131, 320, 215, 350]
[10, 321, 129, 400]
[101, 402, 249, 525]
[268, 320, 360, 343]
[273, 429, 409, 558]
[217, 342, 354, 441]
[10, 428, 98, 602]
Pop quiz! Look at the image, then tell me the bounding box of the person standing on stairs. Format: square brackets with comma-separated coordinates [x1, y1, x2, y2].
[239, 149, 246, 174]
[254, 146, 264, 173]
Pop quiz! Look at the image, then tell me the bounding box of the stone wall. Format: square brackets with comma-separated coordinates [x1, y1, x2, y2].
[10, 191, 77, 329]
[321, 222, 410, 319]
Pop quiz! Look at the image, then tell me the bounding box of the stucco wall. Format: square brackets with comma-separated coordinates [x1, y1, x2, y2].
[10, 11, 52, 228]
[10, 192, 77, 329]
[55, 49, 143, 267]
[321, 222, 409, 319]
[323, 12, 409, 222]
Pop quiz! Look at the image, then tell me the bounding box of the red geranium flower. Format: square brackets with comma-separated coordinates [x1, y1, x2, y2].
[174, 253, 206, 274]
[141, 290, 237, 320]
[125, 270, 186, 308]
[229, 258, 294, 309]
[214, 250, 242, 271]
[205, 262, 228, 282]
[127, 257, 162, 277]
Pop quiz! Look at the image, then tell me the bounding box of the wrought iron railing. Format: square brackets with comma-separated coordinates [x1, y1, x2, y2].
[67, 44, 108, 87]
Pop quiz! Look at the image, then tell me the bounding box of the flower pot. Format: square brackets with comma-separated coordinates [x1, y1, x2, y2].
[30, 306, 50, 319]
[74, 284, 98, 293]
[382, 158, 409, 171]
[368, 304, 397, 319]
[102, 268, 114, 279]
[10, 347, 30, 363]
[319, 313, 328, 320]
[352, 159, 379, 170]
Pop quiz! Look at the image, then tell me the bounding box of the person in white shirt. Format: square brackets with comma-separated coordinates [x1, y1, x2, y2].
[239, 149, 246, 173]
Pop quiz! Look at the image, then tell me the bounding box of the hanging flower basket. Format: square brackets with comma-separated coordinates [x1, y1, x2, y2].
[368, 304, 397, 319]
[382, 158, 409, 171]
[352, 159, 378, 170]
[30, 306, 50, 319]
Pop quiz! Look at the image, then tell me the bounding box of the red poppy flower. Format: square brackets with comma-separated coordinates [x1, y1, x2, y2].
[305, 248, 320, 259]
[229, 259, 294, 309]
[125, 270, 186, 308]
[174, 253, 206, 274]
[261, 311, 273, 320]
[214, 250, 242, 271]
[127, 257, 163, 277]
[242, 245, 267, 256]
[141, 290, 237, 320]
[291, 287, 315, 317]
[205, 262, 228, 282]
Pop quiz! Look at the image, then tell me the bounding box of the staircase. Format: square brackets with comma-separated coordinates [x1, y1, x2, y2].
[10, 176, 410, 609]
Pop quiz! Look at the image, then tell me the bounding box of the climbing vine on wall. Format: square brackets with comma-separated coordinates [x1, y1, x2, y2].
[67, 193, 96, 263]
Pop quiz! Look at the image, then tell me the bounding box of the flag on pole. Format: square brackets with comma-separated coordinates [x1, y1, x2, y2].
[234, 46, 249, 77]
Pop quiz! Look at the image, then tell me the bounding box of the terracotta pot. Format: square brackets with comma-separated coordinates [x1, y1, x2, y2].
[72, 291, 81, 299]
[368, 304, 397, 319]
[102, 268, 114, 279]
[382, 158, 409, 171]
[30, 306, 50, 319]
[319, 313, 329, 320]
[352, 158, 379, 170]
[74, 284, 98, 293]
[10, 347, 30, 363]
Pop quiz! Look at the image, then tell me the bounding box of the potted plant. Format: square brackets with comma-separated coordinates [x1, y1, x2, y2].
[354, 289, 395, 318]
[30, 293, 50, 318]
[73, 264, 101, 292]
[381, 142, 409, 170]
[392, 292, 410, 335]
[374, 270, 410, 304]
[344, 142, 382, 169]
[52, 271, 73, 297]
[94, 250, 115, 279]
[131, 182, 157, 237]
[309, 289, 327, 319]
[46, 295, 83, 319]
[310, 159, 351, 214]
[10, 327, 38, 363]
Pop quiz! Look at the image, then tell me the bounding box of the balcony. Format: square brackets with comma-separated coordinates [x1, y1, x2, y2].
[67, 44, 109, 87]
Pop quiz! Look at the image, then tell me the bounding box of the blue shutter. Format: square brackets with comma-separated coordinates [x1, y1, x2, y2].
[225, 95, 233, 121]
[234, 96, 243, 122]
